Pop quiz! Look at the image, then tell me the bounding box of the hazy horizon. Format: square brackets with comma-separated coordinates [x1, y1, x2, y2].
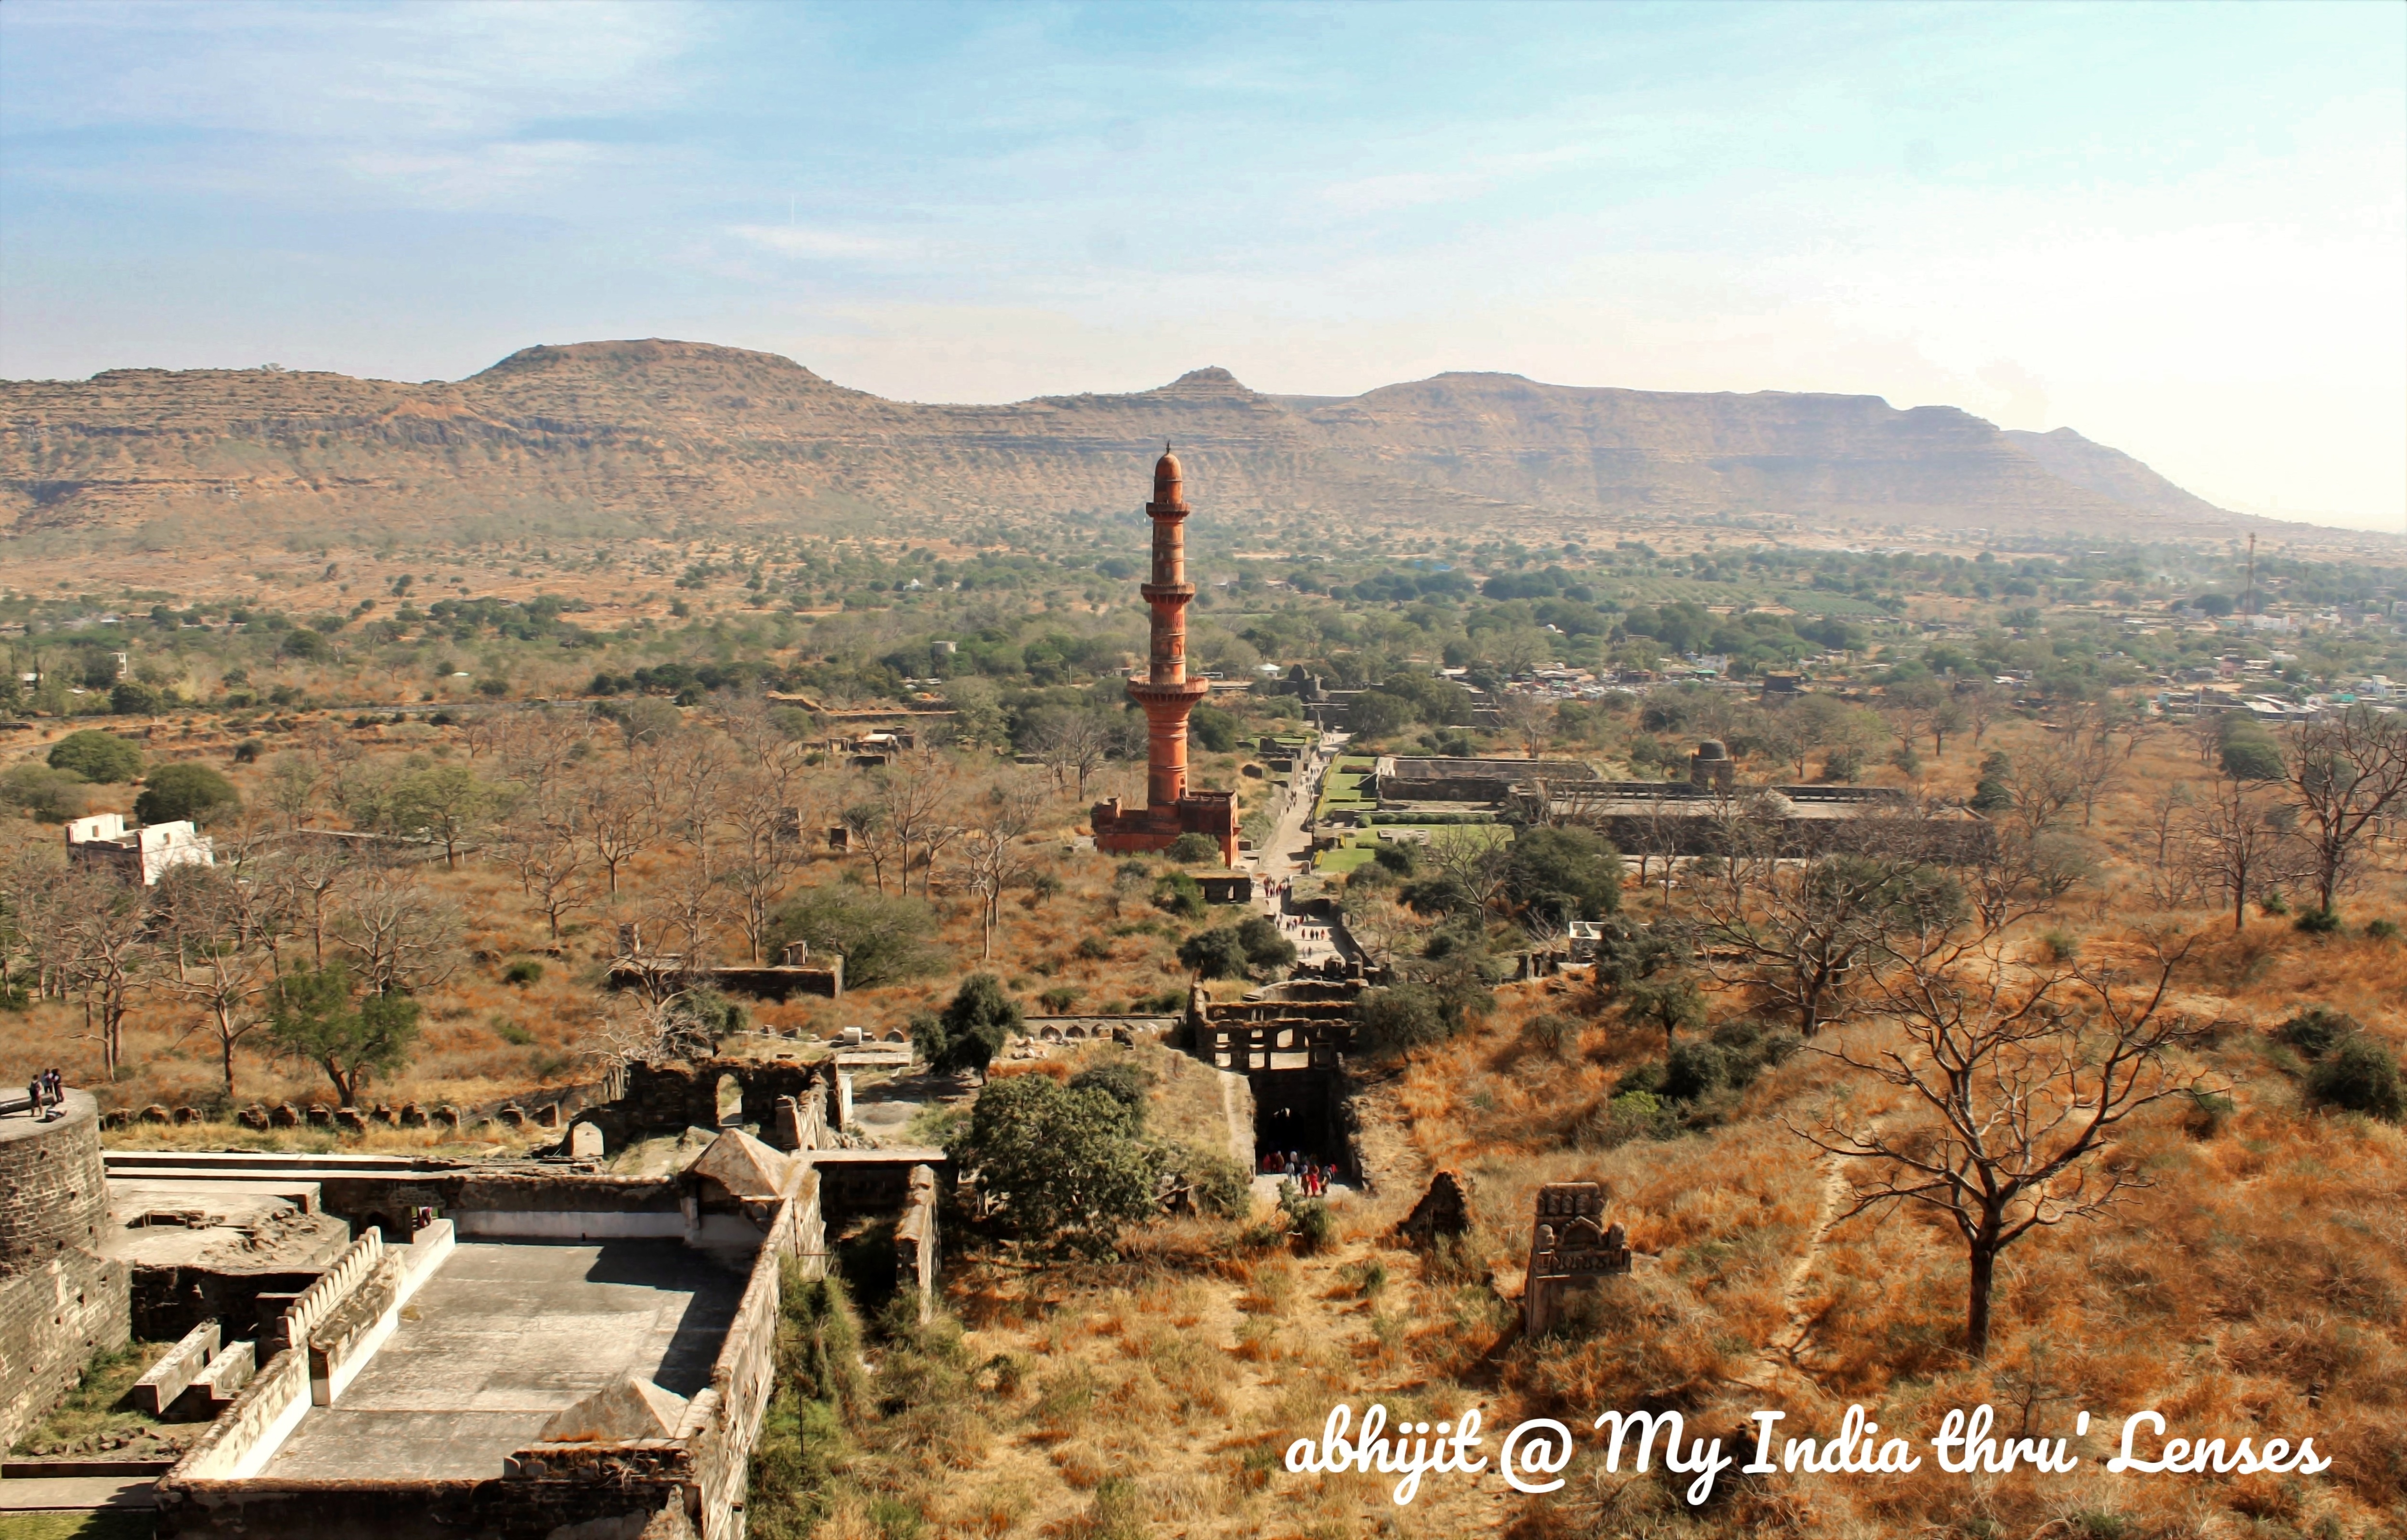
[2, 1, 2400, 531]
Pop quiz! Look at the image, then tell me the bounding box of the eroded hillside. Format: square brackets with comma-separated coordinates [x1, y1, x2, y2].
[2, 340, 2250, 545]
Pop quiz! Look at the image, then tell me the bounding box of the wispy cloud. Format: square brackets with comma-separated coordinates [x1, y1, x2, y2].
[725, 225, 926, 263]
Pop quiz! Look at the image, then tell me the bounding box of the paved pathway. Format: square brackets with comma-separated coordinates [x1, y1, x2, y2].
[0, 1475, 160, 1511]
[1244, 732, 1352, 968]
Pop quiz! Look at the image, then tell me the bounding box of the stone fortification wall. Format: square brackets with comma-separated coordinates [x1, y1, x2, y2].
[0, 1091, 132, 1449]
[683, 1177, 822, 1539]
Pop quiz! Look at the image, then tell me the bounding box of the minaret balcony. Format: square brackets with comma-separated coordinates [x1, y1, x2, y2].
[1128, 678, 1210, 707]
[1140, 581, 1196, 602]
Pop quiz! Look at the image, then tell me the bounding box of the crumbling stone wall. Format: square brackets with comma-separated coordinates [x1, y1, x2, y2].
[1393, 1170, 1473, 1247]
[591, 1059, 836, 1147]
[1523, 1181, 1631, 1336]
[0, 1091, 132, 1449]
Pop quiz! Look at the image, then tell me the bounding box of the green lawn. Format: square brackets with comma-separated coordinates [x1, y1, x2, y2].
[9, 1340, 180, 1460]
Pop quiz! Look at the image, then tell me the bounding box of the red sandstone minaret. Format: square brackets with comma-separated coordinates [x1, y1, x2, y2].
[1092, 449, 1239, 863]
[1131, 449, 1208, 807]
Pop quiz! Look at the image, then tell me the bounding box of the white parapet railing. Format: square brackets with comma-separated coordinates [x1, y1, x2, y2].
[279, 1229, 384, 1349]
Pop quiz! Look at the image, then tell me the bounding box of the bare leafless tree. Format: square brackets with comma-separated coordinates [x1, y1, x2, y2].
[2062, 714, 2123, 828]
[258, 840, 353, 969]
[2281, 704, 2407, 916]
[494, 812, 597, 942]
[1029, 710, 1112, 799]
[1493, 691, 1557, 761]
[1690, 849, 1966, 1036]
[2180, 774, 2306, 930]
[2001, 736, 2084, 842]
[1959, 681, 2005, 750]
[588, 989, 719, 1068]
[61, 871, 154, 1079]
[1424, 824, 1514, 917]
[492, 708, 596, 805]
[642, 733, 736, 864]
[2, 846, 78, 1001]
[633, 857, 734, 984]
[2131, 780, 2201, 909]
[1796, 931, 2211, 1358]
[578, 770, 657, 896]
[263, 750, 329, 831]
[874, 750, 961, 897]
[332, 863, 464, 996]
[153, 864, 278, 1098]
[722, 764, 818, 962]
[958, 774, 1050, 959]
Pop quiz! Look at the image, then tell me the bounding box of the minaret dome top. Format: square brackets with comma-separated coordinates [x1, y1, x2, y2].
[1152, 446, 1184, 506]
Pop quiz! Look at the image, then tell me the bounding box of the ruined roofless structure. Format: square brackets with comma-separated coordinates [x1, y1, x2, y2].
[1092, 449, 1239, 864]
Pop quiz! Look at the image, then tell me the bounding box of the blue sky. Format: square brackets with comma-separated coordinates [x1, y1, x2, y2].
[2, 1, 2400, 527]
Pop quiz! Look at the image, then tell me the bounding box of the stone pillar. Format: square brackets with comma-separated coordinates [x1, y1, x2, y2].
[1689, 740, 1734, 792]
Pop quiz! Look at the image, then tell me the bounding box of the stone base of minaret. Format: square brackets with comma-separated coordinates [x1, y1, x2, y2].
[1091, 791, 1239, 866]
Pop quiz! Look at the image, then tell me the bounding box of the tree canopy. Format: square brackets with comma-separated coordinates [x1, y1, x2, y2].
[264, 961, 422, 1107]
[49, 729, 142, 783]
[1504, 825, 1624, 922]
[768, 887, 942, 989]
[136, 762, 241, 826]
[953, 1072, 1161, 1257]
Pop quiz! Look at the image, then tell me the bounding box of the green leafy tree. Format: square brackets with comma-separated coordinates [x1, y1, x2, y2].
[954, 1073, 1161, 1256]
[1164, 831, 1222, 864]
[279, 629, 331, 662]
[136, 763, 241, 826]
[1234, 914, 1297, 972]
[929, 973, 1021, 1080]
[1152, 871, 1207, 919]
[265, 961, 421, 1107]
[1164, 1146, 1252, 1218]
[110, 681, 165, 716]
[1189, 705, 1240, 753]
[387, 763, 505, 868]
[1503, 825, 1623, 922]
[1969, 752, 2015, 812]
[1067, 1061, 1152, 1128]
[768, 887, 942, 989]
[1176, 926, 1251, 980]
[745, 1267, 867, 1537]
[2220, 725, 2284, 783]
[49, 729, 142, 783]
[1346, 692, 1414, 740]
[1622, 973, 1707, 1051]
[2307, 1037, 2402, 1120]
[1181, 913, 1300, 979]
[1352, 982, 1450, 1055]
[0, 765, 97, 822]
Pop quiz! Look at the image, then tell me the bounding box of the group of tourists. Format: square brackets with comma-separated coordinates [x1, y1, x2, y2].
[21, 1067, 65, 1120]
[1262, 1148, 1338, 1196]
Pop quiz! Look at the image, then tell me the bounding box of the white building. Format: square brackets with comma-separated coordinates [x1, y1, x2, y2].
[64, 812, 215, 886]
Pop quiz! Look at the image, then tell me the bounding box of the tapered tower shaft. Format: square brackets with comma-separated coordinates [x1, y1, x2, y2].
[1128, 449, 1209, 808]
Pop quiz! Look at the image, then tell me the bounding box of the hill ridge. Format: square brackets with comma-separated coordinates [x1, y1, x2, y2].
[2, 339, 2253, 541]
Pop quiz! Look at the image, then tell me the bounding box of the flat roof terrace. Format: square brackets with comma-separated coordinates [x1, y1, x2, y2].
[260, 1238, 744, 1481]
